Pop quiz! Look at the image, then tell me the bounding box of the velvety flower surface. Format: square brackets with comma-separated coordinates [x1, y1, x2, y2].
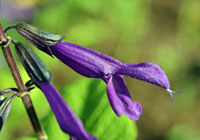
[39, 83, 97, 140]
[50, 42, 176, 120]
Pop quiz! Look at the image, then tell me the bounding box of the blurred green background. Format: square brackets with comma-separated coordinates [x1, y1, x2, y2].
[0, 0, 200, 140]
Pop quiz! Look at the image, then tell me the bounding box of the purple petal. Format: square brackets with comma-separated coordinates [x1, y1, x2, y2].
[70, 134, 97, 140]
[50, 42, 124, 78]
[117, 63, 170, 89]
[51, 42, 175, 102]
[38, 83, 97, 140]
[70, 136, 77, 140]
[106, 75, 142, 121]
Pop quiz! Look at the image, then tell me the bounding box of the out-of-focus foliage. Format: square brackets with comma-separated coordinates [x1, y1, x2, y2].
[61, 79, 138, 140]
[37, 79, 137, 140]
[0, 0, 200, 140]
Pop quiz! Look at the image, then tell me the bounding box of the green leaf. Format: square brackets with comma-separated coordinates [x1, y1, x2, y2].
[42, 113, 70, 140]
[43, 78, 138, 140]
[15, 137, 37, 140]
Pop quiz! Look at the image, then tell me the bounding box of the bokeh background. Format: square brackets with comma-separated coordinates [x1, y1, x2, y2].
[0, 0, 200, 140]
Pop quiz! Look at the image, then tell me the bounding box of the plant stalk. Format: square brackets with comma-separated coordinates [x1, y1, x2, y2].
[0, 23, 47, 140]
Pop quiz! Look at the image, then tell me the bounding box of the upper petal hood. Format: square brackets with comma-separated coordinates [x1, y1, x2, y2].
[116, 62, 170, 89]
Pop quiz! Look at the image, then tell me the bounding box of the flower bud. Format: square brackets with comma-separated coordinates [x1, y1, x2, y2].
[0, 97, 13, 131]
[15, 42, 52, 84]
[15, 22, 65, 56]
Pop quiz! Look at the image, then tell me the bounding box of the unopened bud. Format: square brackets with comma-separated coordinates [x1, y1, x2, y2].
[15, 23, 65, 56]
[15, 42, 52, 84]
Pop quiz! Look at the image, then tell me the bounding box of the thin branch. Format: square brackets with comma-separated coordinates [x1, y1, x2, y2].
[0, 23, 47, 140]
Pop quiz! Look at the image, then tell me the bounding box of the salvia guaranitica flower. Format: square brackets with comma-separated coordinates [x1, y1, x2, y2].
[45, 42, 178, 121]
[13, 22, 65, 56]
[14, 42, 97, 140]
[12, 23, 179, 120]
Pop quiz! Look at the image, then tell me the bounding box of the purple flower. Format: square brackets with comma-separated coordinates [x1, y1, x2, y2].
[49, 42, 177, 121]
[39, 83, 97, 140]
[14, 42, 97, 140]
